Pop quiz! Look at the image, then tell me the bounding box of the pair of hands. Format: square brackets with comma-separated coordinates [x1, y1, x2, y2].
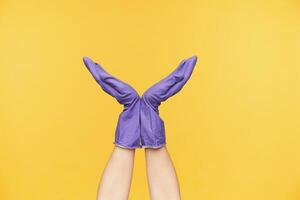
[83, 56, 198, 149]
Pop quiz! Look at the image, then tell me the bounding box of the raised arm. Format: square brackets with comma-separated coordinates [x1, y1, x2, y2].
[140, 56, 198, 200]
[83, 57, 141, 200]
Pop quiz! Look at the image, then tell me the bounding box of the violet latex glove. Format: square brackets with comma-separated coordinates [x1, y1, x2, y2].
[83, 57, 141, 149]
[141, 55, 198, 148]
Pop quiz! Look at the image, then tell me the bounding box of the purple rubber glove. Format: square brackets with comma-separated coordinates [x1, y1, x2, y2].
[141, 55, 198, 148]
[83, 57, 141, 149]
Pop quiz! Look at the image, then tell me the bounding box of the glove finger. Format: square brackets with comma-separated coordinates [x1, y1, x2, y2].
[143, 58, 187, 98]
[182, 55, 197, 81]
[83, 57, 121, 96]
[83, 56, 105, 81]
[142, 56, 196, 106]
[83, 57, 138, 104]
[84, 57, 137, 96]
[97, 78, 136, 106]
[102, 76, 134, 95]
[158, 55, 198, 101]
[99, 80, 120, 98]
[157, 58, 187, 86]
[83, 56, 118, 83]
[100, 70, 140, 104]
[150, 74, 184, 99]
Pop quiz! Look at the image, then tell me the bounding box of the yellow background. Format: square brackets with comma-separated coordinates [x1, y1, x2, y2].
[1, 0, 300, 199]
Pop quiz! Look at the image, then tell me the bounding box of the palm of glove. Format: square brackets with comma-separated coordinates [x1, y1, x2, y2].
[83, 57, 139, 109]
[83, 56, 197, 148]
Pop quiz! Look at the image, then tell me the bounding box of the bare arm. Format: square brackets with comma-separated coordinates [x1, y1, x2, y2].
[97, 146, 135, 200]
[145, 147, 181, 200]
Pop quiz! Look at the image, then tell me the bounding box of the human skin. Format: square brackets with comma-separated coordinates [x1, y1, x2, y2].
[96, 146, 180, 200]
[145, 147, 181, 200]
[97, 146, 135, 200]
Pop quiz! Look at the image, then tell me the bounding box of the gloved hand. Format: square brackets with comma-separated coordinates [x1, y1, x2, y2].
[140, 56, 198, 148]
[83, 57, 141, 149]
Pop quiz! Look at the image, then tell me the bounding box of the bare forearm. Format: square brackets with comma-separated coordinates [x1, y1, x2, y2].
[97, 146, 135, 200]
[145, 147, 181, 200]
